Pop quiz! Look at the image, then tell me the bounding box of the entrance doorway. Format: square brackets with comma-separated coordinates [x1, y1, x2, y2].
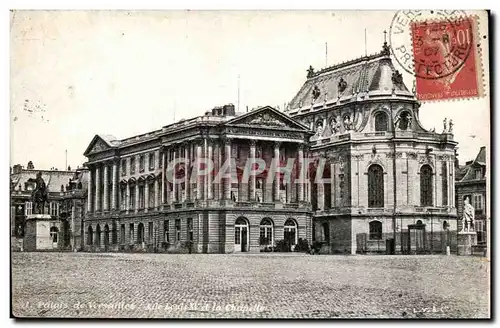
[408, 221, 427, 254]
[235, 217, 249, 252]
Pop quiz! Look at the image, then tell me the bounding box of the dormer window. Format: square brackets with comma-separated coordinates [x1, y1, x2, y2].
[475, 168, 482, 180]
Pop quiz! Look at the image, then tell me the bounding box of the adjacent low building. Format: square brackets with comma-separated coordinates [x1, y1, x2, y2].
[455, 147, 487, 245]
[10, 162, 88, 251]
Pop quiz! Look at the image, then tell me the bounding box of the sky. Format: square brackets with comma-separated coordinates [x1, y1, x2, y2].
[10, 10, 490, 170]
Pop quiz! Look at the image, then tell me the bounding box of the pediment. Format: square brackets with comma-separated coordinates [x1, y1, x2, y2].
[84, 135, 116, 156]
[225, 106, 310, 131]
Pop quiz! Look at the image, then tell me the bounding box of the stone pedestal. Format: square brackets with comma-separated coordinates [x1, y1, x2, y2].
[24, 214, 60, 251]
[457, 231, 477, 256]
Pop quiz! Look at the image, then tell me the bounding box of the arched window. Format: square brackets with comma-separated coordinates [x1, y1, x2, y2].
[420, 165, 433, 206]
[374, 112, 389, 131]
[368, 165, 384, 208]
[259, 218, 274, 246]
[416, 220, 423, 225]
[369, 221, 382, 240]
[284, 219, 298, 246]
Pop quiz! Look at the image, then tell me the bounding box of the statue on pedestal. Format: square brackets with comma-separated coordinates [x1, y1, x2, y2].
[462, 196, 475, 232]
[32, 172, 49, 214]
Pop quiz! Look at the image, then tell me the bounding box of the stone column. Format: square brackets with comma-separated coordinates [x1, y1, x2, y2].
[185, 142, 191, 202]
[204, 138, 209, 200]
[172, 147, 177, 203]
[163, 149, 168, 206]
[249, 140, 256, 201]
[331, 162, 336, 208]
[95, 166, 101, 212]
[103, 165, 109, 211]
[135, 183, 139, 213]
[87, 166, 93, 212]
[111, 161, 118, 210]
[100, 231, 105, 249]
[306, 151, 312, 203]
[297, 145, 304, 202]
[154, 178, 159, 209]
[196, 141, 203, 200]
[318, 179, 325, 210]
[126, 183, 130, 214]
[224, 138, 232, 200]
[214, 142, 220, 200]
[207, 139, 213, 200]
[273, 142, 281, 202]
[144, 181, 149, 213]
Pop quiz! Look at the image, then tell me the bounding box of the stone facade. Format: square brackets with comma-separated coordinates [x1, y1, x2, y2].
[10, 164, 89, 251]
[286, 43, 458, 254]
[455, 147, 487, 245]
[83, 44, 460, 255]
[83, 105, 314, 253]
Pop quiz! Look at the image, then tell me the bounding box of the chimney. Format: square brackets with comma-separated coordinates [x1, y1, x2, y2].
[223, 104, 235, 116]
[13, 164, 23, 174]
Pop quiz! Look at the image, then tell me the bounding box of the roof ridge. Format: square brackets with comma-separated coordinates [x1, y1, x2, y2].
[309, 50, 388, 79]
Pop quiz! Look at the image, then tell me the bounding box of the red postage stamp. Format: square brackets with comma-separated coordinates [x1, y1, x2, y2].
[411, 16, 482, 101]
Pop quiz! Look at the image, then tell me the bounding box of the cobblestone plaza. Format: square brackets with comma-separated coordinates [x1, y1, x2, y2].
[12, 252, 489, 319]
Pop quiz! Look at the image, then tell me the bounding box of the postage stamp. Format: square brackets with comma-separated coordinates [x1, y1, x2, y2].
[389, 10, 484, 102]
[411, 16, 482, 101]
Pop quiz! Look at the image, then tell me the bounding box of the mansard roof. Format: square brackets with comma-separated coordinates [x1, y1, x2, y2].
[287, 45, 415, 111]
[459, 146, 487, 183]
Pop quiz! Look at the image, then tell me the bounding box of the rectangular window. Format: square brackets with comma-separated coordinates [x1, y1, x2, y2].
[149, 153, 155, 171]
[120, 224, 125, 244]
[475, 168, 482, 180]
[130, 188, 136, 210]
[50, 202, 59, 216]
[139, 186, 145, 209]
[148, 222, 153, 243]
[187, 218, 193, 241]
[148, 184, 155, 208]
[129, 223, 134, 243]
[175, 219, 181, 242]
[474, 194, 483, 210]
[164, 220, 170, 243]
[120, 188, 126, 210]
[130, 157, 136, 174]
[121, 159, 127, 176]
[25, 201, 33, 216]
[475, 220, 486, 244]
[139, 155, 145, 172]
[442, 162, 448, 206]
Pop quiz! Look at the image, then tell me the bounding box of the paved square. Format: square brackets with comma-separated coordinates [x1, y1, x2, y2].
[11, 252, 489, 318]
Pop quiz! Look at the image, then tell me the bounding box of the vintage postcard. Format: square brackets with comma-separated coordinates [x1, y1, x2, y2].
[10, 10, 490, 319]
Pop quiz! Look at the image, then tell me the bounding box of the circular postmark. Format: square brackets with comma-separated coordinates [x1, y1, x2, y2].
[389, 10, 473, 80]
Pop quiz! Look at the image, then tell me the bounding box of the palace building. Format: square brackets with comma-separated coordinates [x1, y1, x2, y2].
[286, 42, 458, 254]
[83, 41, 458, 254]
[83, 104, 314, 253]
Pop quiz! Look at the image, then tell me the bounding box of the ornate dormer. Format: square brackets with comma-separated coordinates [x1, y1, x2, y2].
[338, 77, 347, 93]
[312, 85, 321, 100]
